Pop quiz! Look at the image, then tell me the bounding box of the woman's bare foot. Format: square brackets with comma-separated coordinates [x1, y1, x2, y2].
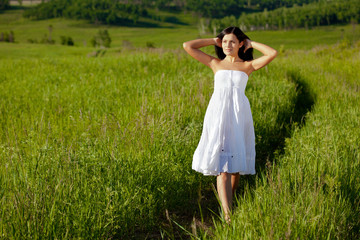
[224, 214, 231, 224]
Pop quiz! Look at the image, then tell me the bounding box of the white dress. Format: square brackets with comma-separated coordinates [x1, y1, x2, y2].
[192, 70, 256, 176]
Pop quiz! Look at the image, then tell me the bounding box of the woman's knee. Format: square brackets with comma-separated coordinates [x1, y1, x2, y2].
[217, 172, 231, 181]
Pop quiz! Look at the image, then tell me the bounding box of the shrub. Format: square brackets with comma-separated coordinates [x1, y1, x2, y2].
[0, 0, 10, 10]
[40, 34, 55, 44]
[0, 31, 15, 43]
[27, 38, 38, 44]
[90, 30, 111, 48]
[60, 36, 74, 46]
[23, 0, 147, 25]
[146, 41, 155, 48]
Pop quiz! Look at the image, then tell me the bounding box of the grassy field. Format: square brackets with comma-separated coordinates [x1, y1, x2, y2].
[0, 7, 360, 240]
[1, 8, 359, 59]
[0, 48, 300, 238]
[0, 8, 199, 51]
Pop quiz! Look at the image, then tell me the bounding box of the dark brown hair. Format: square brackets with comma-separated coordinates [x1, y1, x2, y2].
[215, 26, 253, 61]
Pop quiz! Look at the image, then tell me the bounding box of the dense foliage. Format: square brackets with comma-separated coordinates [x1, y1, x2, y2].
[60, 36, 74, 46]
[0, 31, 14, 42]
[210, 0, 360, 32]
[184, 0, 320, 18]
[0, 0, 9, 10]
[22, 0, 326, 24]
[23, 0, 148, 24]
[137, 0, 322, 17]
[90, 29, 111, 48]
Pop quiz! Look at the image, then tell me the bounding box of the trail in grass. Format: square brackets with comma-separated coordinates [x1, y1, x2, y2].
[207, 41, 360, 239]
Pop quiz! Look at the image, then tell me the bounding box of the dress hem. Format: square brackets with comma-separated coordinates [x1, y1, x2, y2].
[193, 168, 256, 176]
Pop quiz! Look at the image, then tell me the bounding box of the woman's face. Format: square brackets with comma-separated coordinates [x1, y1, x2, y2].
[222, 33, 243, 56]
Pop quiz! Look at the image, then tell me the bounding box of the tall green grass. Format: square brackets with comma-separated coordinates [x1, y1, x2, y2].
[208, 41, 360, 239]
[0, 52, 199, 238]
[0, 46, 302, 238]
[1, 10, 359, 237]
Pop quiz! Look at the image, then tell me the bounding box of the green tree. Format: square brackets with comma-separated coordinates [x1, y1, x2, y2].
[90, 29, 111, 48]
[0, 0, 10, 10]
[60, 36, 74, 46]
[23, 0, 147, 25]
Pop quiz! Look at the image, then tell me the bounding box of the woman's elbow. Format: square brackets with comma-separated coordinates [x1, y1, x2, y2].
[272, 49, 278, 58]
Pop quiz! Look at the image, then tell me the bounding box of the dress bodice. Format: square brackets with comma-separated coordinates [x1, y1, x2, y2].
[214, 70, 249, 93]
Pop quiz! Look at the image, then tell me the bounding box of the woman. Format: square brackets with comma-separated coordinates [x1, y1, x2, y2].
[183, 26, 277, 222]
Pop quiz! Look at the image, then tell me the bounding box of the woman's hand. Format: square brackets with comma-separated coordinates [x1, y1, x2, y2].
[214, 37, 222, 48]
[243, 39, 252, 52]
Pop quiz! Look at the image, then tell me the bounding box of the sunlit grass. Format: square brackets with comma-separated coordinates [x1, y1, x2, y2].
[0, 45, 303, 238]
[0, 7, 360, 239]
[207, 41, 360, 240]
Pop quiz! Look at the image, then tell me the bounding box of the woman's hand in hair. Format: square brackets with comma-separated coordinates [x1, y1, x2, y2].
[248, 41, 277, 71]
[214, 37, 222, 48]
[243, 39, 252, 52]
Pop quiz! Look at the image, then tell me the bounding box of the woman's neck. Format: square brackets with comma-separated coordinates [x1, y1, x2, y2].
[224, 55, 243, 63]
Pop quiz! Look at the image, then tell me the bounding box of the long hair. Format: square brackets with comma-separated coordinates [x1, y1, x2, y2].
[215, 26, 253, 61]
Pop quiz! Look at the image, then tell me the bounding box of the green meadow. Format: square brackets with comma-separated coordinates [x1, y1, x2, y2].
[1, 7, 359, 58]
[0, 7, 360, 239]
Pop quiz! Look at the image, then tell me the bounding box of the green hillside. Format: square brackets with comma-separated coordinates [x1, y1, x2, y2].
[1, 8, 359, 59]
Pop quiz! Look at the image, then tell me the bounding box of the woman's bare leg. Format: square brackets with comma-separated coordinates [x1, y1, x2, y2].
[217, 172, 232, 222]
[231, 173, 240, 196]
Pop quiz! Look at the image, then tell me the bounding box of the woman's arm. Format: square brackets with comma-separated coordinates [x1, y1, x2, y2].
[244, 40, 278, 71]
[183, 38, 220, 67]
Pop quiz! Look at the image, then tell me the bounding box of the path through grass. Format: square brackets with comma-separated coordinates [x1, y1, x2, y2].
[208, 41, 360, 240]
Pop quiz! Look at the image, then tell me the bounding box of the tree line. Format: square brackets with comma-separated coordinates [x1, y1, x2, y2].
[23, 0, 148, 25]
[209, 0, 359, 33]
[11, 0, 359, 29]
[184, 0, 321, 18]
[22, 0, 325, 24]
[133, 0, 322, 17]
[0, 0, 9, 10]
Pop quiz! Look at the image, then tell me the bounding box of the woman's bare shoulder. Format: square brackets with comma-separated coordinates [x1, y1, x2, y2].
[209, 58, 222, 73]
[243, 60, 256, 76]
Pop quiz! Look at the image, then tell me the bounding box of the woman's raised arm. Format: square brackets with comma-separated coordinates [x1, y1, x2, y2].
[244, 40, 278, 71]
[183, 38, 220, 67]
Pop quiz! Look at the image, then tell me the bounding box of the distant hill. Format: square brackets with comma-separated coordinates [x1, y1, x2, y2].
[21, 0, 327, 25]
[209, 0, 360, 32]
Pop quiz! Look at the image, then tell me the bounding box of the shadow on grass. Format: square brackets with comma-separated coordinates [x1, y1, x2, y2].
[16, 13, 184, 29]
[9, 5, 32, 10]
[257, 70, 315, 164]
[64, 18, 184, 29]
[241, 69, 315, 191]
[181, 69, 315, 238]
[22, 17, 166, 28]
[133, 69, 316, 239]
[110, 19, 163, 28]
[108, 17, 188, 28]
